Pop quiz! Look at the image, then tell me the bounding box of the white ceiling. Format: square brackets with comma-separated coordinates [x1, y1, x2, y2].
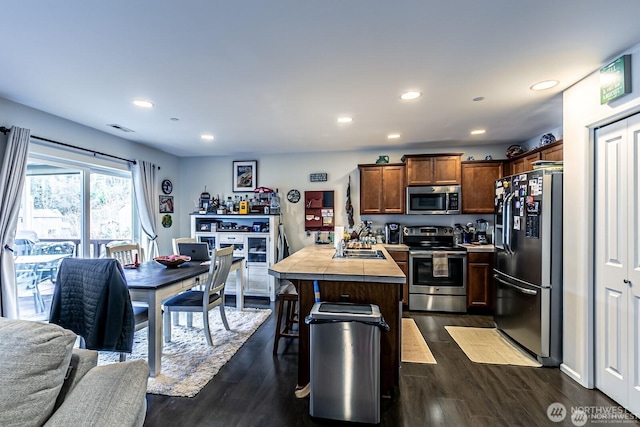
[2, 1, 640, 158]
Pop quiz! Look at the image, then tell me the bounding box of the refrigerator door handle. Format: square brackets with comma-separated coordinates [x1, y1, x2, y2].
[494, 275, 538, 295]
[504, 192, 514, 254]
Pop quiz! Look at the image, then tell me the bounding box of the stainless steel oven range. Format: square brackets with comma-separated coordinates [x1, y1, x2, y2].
[405, 225, 467, 312]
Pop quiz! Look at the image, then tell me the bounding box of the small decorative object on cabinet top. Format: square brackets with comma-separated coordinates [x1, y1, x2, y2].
[539, 133, 556, 146]
[506, 144, 526, 159]
[375, 155, 389, 164]
[485, 155, 493, 160]
[161, 179, 173, 194]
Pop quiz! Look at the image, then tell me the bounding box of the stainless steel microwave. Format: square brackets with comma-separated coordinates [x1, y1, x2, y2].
[406, 185, 461, 215]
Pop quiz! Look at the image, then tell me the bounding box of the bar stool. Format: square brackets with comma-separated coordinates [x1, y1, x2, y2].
[273, 281, 299, 355]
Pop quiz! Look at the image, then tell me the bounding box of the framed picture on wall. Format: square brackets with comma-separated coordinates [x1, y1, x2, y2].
[233, 160, 257, 192]
[159, 195, 174, 213]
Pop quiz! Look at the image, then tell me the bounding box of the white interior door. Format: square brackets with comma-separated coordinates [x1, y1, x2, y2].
[595, 115, 640, 417]
[626, 118, 640, 417]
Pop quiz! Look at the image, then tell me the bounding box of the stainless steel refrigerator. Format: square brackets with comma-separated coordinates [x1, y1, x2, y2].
[494, 169, 563, 366]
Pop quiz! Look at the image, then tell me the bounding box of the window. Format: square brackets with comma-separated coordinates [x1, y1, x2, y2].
[15, 155, 138, 320]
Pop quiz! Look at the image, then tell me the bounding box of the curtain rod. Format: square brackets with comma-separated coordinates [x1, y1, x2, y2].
[0, 126, 136, 165]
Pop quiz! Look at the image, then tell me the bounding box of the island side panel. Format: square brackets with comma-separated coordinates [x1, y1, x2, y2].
[297, 279, 401, 397]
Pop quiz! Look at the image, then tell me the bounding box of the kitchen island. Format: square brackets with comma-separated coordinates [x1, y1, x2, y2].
[268, 244, 406, 396]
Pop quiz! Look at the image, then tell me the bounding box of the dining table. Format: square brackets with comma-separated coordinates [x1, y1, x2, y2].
[124, 257, 245, 377]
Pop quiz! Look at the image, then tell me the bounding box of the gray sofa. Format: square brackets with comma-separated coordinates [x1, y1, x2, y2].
[0, 317, 149, 427]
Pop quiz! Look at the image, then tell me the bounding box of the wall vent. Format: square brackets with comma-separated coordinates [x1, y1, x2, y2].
[107, 124, 135, 132]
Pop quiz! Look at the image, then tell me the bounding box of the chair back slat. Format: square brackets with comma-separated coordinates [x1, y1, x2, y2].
[205, 246, 234, 300]
[107, 243, 143, 265]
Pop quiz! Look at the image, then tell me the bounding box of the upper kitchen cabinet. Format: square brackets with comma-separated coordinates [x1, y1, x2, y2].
[358, 163, 405, 214]
[540, 141, 563, 161]
[507, 140, 563, 175]
[402, 154, 462, 186]
[461, 160, 504, 213]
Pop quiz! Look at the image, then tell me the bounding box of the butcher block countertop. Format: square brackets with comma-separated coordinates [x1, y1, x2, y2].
[268, 244, 405, 284]
[457, 243, 495, 253]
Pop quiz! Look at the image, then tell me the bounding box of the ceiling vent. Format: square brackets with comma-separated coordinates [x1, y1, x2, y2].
[107, 124, 135, 132]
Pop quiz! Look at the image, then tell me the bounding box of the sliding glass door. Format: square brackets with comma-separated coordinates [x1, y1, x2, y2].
[15, 156, 137, 320]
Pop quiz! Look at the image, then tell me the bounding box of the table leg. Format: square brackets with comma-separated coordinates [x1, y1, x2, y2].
[147, 293, 162, 377]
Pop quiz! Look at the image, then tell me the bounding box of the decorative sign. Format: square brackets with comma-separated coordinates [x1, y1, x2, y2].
[309, 172, 328, 182]
[600, 54, 632, 105]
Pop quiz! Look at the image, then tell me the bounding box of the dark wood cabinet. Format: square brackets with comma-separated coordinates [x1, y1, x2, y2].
[506, 140, 563, 176]
[389, 250, 409, 306]
[358, 163, 405, 214]
[467, 252, 494, 309]
[541, 142, 563, 161]
[461, 160, 504, 213]
[403, 154, 462, 186]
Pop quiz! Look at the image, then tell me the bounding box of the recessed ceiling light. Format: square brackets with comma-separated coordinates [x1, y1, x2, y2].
[400, 91, 422, 100]
[470, 129, 486, 135]
[530, 80, 559, 91]
[387, 133, 401, 139]
[132, 99, 154, 108]
[200, 134, 214, 141]
[337, 117, 353, 123]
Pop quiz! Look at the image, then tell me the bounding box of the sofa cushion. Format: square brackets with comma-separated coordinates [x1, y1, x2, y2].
[44, 359, 149, 427]
[0, 318, 76, 427]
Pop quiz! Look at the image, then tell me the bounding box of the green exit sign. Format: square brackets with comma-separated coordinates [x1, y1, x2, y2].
[600, 54, 632, 104]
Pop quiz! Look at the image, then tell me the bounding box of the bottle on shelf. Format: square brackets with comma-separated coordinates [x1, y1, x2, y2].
[270, 189, 281, 214]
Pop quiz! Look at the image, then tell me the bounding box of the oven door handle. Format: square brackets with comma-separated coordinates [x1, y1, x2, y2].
[494, 275, 538, 295]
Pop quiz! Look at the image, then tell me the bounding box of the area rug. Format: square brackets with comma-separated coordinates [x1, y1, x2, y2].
[98, 307, 271, 397]
[401, 318, 436, 364]
[444, 326, 541, 367]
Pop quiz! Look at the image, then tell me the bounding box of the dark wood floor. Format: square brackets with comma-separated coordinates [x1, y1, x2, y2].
[144, 299, 637, 427]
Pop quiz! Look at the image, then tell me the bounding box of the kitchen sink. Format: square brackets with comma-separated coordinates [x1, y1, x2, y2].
[335, 249, 387, 259]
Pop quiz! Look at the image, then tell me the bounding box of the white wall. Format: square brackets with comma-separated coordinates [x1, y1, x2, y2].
[562, 43, 640, 387]
[178, 145, 513, 252]
[0, 97, 182, 254]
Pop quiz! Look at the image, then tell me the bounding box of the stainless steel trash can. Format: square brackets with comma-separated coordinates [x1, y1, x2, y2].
[305, 302, 389, 424]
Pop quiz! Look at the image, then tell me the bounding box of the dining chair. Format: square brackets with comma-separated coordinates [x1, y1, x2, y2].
[172, 237, 196, 255]
[107, 243, 144, 266]
[49, 258, 149, 361]
[162, 246, 233, 346]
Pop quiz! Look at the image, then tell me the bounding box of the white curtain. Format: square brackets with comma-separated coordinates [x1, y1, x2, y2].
[0, 127, 31, 318]
[131, 160, 158, 259]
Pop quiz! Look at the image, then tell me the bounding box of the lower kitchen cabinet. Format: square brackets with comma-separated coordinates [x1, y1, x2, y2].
[467, 252, 494, 309]
[388, 250, 409, 306]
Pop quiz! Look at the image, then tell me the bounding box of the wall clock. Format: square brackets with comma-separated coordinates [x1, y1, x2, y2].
[287, 189, 301, 203]
[162, 179, 173, 194]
